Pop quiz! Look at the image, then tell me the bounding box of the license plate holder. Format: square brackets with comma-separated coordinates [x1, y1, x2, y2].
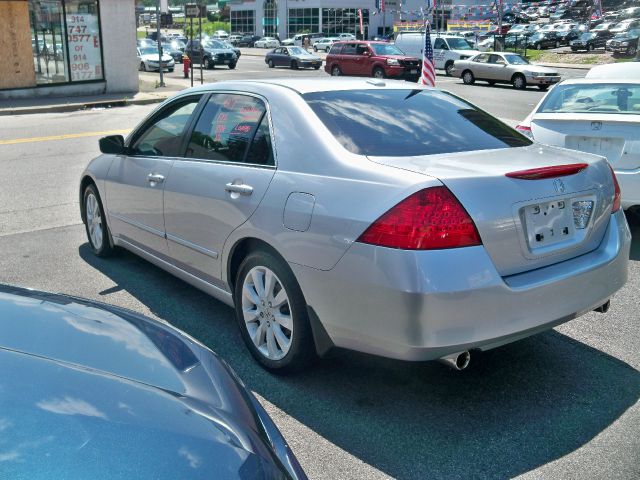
[523, 199, 574, 249]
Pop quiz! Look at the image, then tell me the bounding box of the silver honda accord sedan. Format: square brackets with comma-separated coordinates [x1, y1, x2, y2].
[80, 78, 631, 372]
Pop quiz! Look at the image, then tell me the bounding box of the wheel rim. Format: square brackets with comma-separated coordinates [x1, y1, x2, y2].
[464, 72, 472, 83]
[269, 60, 273, 67]
[374, 69, 384, 78]
[86, 193, 103, 250]
[242, 266, 293, 360]
[446, 64, 453, 75]
[514, 76, 524, 88]
[332, 66, 340, 76]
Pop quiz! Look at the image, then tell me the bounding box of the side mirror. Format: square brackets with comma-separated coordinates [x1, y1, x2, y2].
[99, 135, 126, 155]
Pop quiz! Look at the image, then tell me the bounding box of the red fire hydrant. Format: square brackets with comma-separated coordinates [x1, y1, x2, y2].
[183, 54, 191, 79]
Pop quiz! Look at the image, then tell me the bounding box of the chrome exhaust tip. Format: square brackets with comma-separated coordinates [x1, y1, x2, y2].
[438, 351, 471, 371]
[594, 300, 610, 314]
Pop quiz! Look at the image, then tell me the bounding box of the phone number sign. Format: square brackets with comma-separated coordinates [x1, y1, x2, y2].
[66, 14, 103, 81]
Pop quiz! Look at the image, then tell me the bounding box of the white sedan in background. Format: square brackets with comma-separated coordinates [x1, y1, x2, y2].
[313, 37, 338, 52]
[517, 71, 640, 210]
[254, 37, 280, 48]
[137, 47, 175, 72]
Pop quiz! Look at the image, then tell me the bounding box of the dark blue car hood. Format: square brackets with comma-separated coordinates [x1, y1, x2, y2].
[0, 286, 289, 479]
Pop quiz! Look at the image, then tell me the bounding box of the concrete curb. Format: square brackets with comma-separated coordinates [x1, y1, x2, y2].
[533, 62, 594, 70]
[0, 95, 170, 116]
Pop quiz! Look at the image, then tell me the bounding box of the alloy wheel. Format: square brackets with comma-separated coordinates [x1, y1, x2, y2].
[85, 193, 103, 250]
[241, 266, 293, 361]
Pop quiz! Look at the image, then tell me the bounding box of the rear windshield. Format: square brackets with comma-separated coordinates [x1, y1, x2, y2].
[538, 83, 640, 115]
[304, 89, 531, 157]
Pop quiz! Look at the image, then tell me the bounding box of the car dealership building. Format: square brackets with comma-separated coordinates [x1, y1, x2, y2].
[1, 0, 138, 100]
[229, 0, 413, 39]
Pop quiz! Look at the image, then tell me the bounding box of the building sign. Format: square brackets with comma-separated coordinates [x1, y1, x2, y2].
[66, 13, 102, 81]
[185, 4, 206, 18]
[447, 20, 492, 32]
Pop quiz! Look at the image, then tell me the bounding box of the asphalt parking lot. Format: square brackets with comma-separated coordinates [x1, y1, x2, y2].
[1, 70, 638, 479]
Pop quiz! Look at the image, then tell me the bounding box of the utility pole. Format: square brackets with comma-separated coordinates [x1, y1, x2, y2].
[156, 1, 164, 87]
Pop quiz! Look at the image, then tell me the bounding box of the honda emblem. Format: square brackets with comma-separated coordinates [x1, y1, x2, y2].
[591, 121, 602, 131]
[553, 178, 566, 194]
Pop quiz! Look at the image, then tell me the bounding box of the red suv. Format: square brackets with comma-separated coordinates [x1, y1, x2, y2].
[324, 41, 420, 81]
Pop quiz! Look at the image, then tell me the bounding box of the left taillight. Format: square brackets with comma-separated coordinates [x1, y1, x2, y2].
[356, 186, 482, 250]
[609, 164, 621, 213]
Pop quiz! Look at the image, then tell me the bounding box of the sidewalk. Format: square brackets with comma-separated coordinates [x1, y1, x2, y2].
[0, 74, 189, 116]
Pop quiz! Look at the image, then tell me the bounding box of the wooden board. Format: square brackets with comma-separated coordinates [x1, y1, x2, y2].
[0, 1, 37, 89]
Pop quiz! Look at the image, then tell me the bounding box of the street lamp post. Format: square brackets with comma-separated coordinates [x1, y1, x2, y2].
[156, 1, 164, 87]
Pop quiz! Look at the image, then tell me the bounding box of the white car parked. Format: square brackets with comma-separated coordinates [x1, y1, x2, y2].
[255, 37, 280, 48]
[313, 37, 338, 52]
[136, 47, 175, 72]
[517, 69, 640, 210]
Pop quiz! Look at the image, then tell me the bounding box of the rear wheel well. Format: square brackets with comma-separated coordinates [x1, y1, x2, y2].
[79, 176, 97, 224]
[227, 238, 286, 292]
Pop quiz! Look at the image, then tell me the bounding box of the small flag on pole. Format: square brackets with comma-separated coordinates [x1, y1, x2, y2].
[419, 19, 435, 87]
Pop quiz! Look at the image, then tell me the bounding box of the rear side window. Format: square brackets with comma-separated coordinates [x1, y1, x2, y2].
[185, 94, 272, 164]
[304, 89, 531, 157]
[341, 43, 357, 55]
[328, 44, 342, 54]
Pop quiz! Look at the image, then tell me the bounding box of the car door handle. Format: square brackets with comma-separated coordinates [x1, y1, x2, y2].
[147, 173, 165, 184]
[225, 183, 253, 196]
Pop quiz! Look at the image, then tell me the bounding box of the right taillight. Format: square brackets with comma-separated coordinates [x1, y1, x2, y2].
[515, 124, 533, 139]
[356, 186, 482, 250]
[608, 164, 621, 213]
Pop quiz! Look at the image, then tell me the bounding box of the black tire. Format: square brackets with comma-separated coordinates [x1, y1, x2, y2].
[512, 73, 527, 90]
[372, 67, 385, 79]
[445, 61, 454, 77]
[487, 80, 495, 85]
[534, 43, 541, 50]
[228, 63, 236, 70]
[628, 46, 637, 56]
[205, 57, 214, 69]
[268, 59, 274, 68]
[571, 47, 578, 52]
[314, 65, 320, 70]
[462, 70, 475, 85]
[290, 60, 298, 70]
[234, 250, 316, 373]
[168, 68, 174, 72]
[313, 46, 318, 52]
[139, 61, 146, 72]
[83, 184, 114, 258]
[588, 44, 595, 52]
[555, 41, 560, 48]
[331, 65, 341, 76]
[538, 85, 549, 91]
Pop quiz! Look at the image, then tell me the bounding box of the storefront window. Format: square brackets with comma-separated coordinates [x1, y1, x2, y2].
[231, 10, 255, 34]
[30, 1, 69, 84]
[263, 0, 278, 37]
[28, 0, 103, 86]
[288, 8, 319, 35]
[322, 8, 369, 39]
[65, 0, 103, 81]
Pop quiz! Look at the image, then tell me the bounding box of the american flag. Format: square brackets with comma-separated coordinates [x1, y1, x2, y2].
[419, 21, 435, 87]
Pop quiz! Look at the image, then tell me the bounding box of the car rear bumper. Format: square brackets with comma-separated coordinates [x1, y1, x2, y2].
[616, 168, 640, 209]
[291, 210, 630, 361]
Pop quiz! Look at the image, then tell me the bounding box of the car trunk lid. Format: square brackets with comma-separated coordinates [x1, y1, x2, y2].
[530, 113, 640, 171]
[368, 145, 615, 276]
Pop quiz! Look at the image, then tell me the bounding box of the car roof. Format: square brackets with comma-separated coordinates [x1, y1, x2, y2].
[585, 62, 640, 80]
[182, 78, 432, 96]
